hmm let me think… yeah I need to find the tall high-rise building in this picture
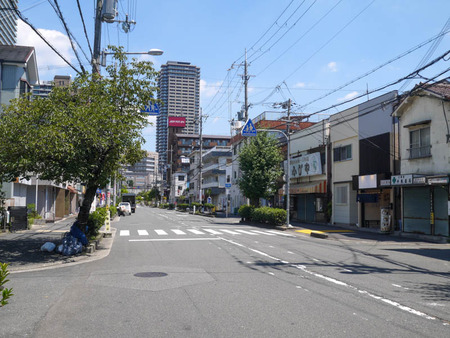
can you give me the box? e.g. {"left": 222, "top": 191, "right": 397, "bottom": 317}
{"left": 156, "top": 61, "right": 200, "bottom": 169}
{"left": 0, "top": 0, "right": 18, "bottom": 45}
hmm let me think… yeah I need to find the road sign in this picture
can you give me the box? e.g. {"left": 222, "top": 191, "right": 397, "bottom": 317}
{"left": 241, "top": 118, "right": 257, "bottom": 137}
{"left": 225, "top": 183, "right": 231, "bottom": 188}
{"left": 141, "top": 102, "right": 160, "bottom": 115}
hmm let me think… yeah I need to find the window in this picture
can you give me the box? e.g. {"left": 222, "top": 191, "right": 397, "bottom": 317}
{"left": 409, "top": 127, "right": 431, "bottom": 159}
{"left": 335, "top": 186, "right": 348, "bottom": 205}
{"left": 333, "top": 145, "right": 352, "bottom": 162}
{"left": 178, "top": 175, "right": 185, "bottom": 181}
{"left": 227, "top": 175, "right": 231, "bottom": 183}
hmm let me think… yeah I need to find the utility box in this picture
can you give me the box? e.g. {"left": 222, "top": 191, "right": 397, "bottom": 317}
{"left": 8, "top": 206, "right": 28, "bottom": 231}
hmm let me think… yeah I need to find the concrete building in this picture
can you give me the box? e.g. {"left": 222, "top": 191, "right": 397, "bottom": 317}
{"left": 392, "top": 80, "right": 449, "bottom": 238}
{"left": 122, "top": 151, "right": 159, "bottom": 194}
{"left": 156, "top": 61, "right": 200, "bottom": 172}
{"left": 0, "top": 0, "right": 18, "bottom": 45}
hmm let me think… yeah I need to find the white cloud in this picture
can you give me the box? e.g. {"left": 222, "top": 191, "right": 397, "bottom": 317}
{"left": 200, "top": 79, "right": 223, "bottom": 98}
{"left": 294, "top": 82, "right": 306, "bottom": 88}
{"left": 338, "top": 91, "right": 359, "bottom": 102}
{"left": 327, "top": 61, "right": 338, "bottom": 72}
{"left": 17, "top": 20, "right": 76, "bottom": 79}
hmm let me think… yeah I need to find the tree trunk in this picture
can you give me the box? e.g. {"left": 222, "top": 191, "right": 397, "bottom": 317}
{"left": 77, "top": 185, "right": 97, "bottom": 231}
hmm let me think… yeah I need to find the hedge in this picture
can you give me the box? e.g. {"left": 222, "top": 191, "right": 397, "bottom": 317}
{"left": 239, "top": 205, "right": 286, "bottom": 226}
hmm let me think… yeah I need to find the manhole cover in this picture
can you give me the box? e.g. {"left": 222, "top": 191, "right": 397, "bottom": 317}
{"left": 134, "top": 272, "right": 168, "bottom": 278}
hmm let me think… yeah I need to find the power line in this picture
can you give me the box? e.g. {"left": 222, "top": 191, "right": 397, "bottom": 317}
{"left": 76, "top": 0, "right": 93, "bottom": 56}
{"left": 298, "top": 28, "right": 450, "bottom": 111}
{"left": 49, "top": 0, "right": 87, "bottom": 72}
{"left": 8, "top": 0, "right": 81, "bottom": 74}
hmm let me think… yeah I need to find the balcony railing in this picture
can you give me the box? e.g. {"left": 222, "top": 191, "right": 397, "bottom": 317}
{"left": 407, "top": 145, "right": 431, "bottom": 159}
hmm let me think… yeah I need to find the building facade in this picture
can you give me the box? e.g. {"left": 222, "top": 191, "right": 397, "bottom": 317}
{"left": 392, "top": 81, "right": 449, "bottom": 237}
{"left": 0, "top": 0, "right": 18, "bottom": 45}
{"left": 156, "top": 61, "right": 200, "bottom": 171}
{"left": 122, "top": 151, "right": 159, "bottom": 194}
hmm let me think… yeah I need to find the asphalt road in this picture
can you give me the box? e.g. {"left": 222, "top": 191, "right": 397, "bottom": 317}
{"left": 1, "top": 207, "right": 449, "bottom": 337}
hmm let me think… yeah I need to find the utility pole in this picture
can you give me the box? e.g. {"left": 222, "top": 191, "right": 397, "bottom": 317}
{"left": 285, "top": 99, "right": 292, "bottom": 228}
{"left": 244, "top": 49, "right": 249, "bottom": 121}
{"left": 199, "top": 108, "right": 203, "bottom": 204}
{"left": 92, "top": 0, "right": 103, "bottom": 74}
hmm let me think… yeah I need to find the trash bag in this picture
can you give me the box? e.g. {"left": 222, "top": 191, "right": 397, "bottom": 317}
{"left": 56, "top": 244, "right": 64, "bottom": 254}
{"left": 70, "top": 222, "right": 88, "bottom": 245}
{"left": 61, "top": 232, "right": 83, "bottom": 256}
{"left": 41, "top": 242, "right": 56, "bottom": 252}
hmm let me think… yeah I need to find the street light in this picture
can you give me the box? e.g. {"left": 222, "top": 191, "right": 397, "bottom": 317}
{"left": 101, "top": 49, "right": 164, "bottom": 66}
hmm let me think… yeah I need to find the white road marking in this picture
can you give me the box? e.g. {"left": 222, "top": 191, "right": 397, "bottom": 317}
{"left": 187, "top": 229, "right": 205, "bottom": 235}
{"left": 203, "top": 229, "right": 222, "bottom": 235}
{"left": 265, "top": 230, "right": 295, "bottom": 237}
{"left": 220, "top": 229, "right": 240, "bottom": 235}
{"left": 155, "top": 229, "right": 168, "bottom": 235}
{"left": 172, "top": 229, "right": 186, "bottom": 235}
{"left": 235, "top": 230, "right": 258, "bottom": 235}
{"left": 120, "top": 230, "right": 130, "bottom": 236}
{"left": 251, "top": 230, "right": 276, "bottom": 236}
{"left": 220, "top": 237, "right": 440, "bottom": 324}
{"left": 129, "top": 238, "right": 221, "bottom": 242}
{"left": 138, "top": 230, "right": 149, "bottom": 236}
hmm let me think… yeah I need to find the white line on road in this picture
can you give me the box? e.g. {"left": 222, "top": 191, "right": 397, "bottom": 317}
{"left": 219, "top": 237, "right": 440, "bottom": 324}
{"left": 235, "top": 230, "right": 258, "bottom": 235}
{"left": 129, "top": 238, "right": 221, "bottom": 242}
{"left": 138, "top": 230, "right": 149, "bottom": 236}
{"left": 265, "top": 230, "right": 295, "bottom": 237}
{"left": 251, "top": 230, "right": 276, "bottom": 236}
{"left": 155, "top": 229, "right": 168, "bottom": 235}
{"left": 120, "top": 230, "right": 130, "bottom": 236}
{"left": 220, "top": 229, "right": 240, "bottom": 235}
{"left": 203, "top": 229, "right": 222, "bottom": 235}
{"left": 172, "top": 229, "right": 186, "bottom": 235}
{"left": 187, "top": 229, "right": 205, "bottom": 235}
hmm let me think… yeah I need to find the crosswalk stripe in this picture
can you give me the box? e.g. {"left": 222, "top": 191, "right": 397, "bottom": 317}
{"left": 265, "top": 230, "right": 295, "bottom": 237}
{"left": 235, "top": 229, "right": 258, "bottom": 235}
{"left": 203, "top": 229, "right": 222, "bottom": 235}
{"left": 155, "top": 229, "right": 168, "bottom": 235}
{"left": 120, "top": 230, "right": 130, "bottom": 236}
{"left": 187, "top": 229, "right": 205, "bottom": 235}
{"left": 172, "top": 229, "right": 186, "bottom": 235}
{"left": 220, "top": 229, "right": 240, "bottom": 235}
{"left": 138, "top": 230, "right": 149, "bottom": 236}
{"left": 251, "top": 230, "right": 276, "bottom": 236}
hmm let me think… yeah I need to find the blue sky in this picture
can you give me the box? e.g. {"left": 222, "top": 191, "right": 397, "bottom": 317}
{"left": 16, "top": 0, "right": 450, "bottom": 151}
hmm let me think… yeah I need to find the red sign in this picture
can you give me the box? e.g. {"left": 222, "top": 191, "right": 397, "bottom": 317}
{"left": 168, "top": 116, "right": 186, "bottom": 128}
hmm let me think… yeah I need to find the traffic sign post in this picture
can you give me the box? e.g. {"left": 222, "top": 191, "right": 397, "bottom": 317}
{"left": 141, "top": 102, "right": 160, "bottom": 115}
{"left": 241, "top": 118, "right": 257, "bottom": 137}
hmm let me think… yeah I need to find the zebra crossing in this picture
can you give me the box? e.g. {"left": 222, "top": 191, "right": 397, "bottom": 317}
{"left": 119, "top": 228, "right": 294, "bottom": 238}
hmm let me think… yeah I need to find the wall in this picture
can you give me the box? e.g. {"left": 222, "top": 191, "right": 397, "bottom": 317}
{"left": 399, "top": 95, "right": 450, "bottom": 175}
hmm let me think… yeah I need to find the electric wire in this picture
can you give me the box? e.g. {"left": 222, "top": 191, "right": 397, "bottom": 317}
{"left": 298, "top": 28, "right": 450, "bottom": 111}
{"left": 8, "top": 0, "right": 81, "bottom": 74}
{"left": 49, "top": 0, "right": 87, "bottom": 72}
{"left": 76, "top": 0, "right": 93, "bottom": 56}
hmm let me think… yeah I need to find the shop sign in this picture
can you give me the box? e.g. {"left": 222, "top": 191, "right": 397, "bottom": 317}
{"left": 380, "top": 179, "right": 391, "bottom": 187}
{"left": 290, "top": 152, "right": 322, "bottom": 178}
{"left": 168, "top": 116, "right": 186, "bottom": 127}
{"left": 427, "top": 177, "right": 449, "bottom": 185}
{"left": 413, "top": 177, "right": 426, "bottom": 185}
{"left": 359, "top": 174, "right": 377, "bottom": 189}
{"left": 391, "top": 175, "right": 413, "bottom": 185}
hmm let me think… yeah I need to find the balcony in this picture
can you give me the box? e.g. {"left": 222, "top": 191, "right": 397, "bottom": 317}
{"left": 407, "top": 145, "right": 431, "bottom": 159}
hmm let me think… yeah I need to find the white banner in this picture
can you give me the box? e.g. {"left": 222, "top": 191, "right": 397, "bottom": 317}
{"left": 290, "top": 152, "right": 322, "bottom": 178}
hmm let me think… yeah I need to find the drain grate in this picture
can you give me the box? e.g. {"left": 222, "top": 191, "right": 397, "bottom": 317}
{"left": 134, "top": 272, "right": 168, "bottom": 278}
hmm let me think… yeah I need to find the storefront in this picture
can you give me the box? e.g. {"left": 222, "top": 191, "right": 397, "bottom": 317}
{"left": 357, "top": 174, "right": 392, "bottom": 229}
{"left": 395, "top": 174, "right": 449, "bottom": 237}
{"left": 290, "top": 180, "right": 327, "bottom": 223}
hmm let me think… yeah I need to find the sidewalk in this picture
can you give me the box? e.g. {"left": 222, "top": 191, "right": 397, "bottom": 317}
{"left": 0, "top": 216, "right": 115, "bottom": 273}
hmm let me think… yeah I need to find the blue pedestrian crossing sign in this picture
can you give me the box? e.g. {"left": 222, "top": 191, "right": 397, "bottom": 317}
{"left": 241, "top": 118, "right": 257, "bottom": 137}
{"left": 141, "top": 102, "right": 160, "bottom": 116}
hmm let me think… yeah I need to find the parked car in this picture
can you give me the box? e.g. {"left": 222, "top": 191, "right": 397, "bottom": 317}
{"left": 117, "top": 202, "right": 132, "bottom": 216}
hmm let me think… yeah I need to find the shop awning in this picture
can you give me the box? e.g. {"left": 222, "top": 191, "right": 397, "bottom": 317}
{"left": 290, "top": 180, "right": 327, "bottom": 194}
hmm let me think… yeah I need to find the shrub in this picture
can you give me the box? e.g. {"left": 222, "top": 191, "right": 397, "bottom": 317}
{"left": 86, "top": 207, "right": 107, "bottom": 239}
{"left": 177, "top": 203, "right": 189, "bottom": 211}
{"left": 0, "top": 262, "right": 13, "bottom": 307}
{"left": 238, "top": 205, "right": 254, "bottom": 221}
{"left": 243, "top": 206, "right": 286, "bottom": 226}
{"left": 203, "top": 203, "right": 215, "bottom": 212}
{"left": 168, "top": 203, "right": 175, "bottom": 210}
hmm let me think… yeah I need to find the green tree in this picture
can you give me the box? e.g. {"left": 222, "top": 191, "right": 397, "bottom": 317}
{"left": 0, "top": 46, "right": 158, "bottom": 230}
{"left": 238, "top": 132, "right": 284, "bottom": 206}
